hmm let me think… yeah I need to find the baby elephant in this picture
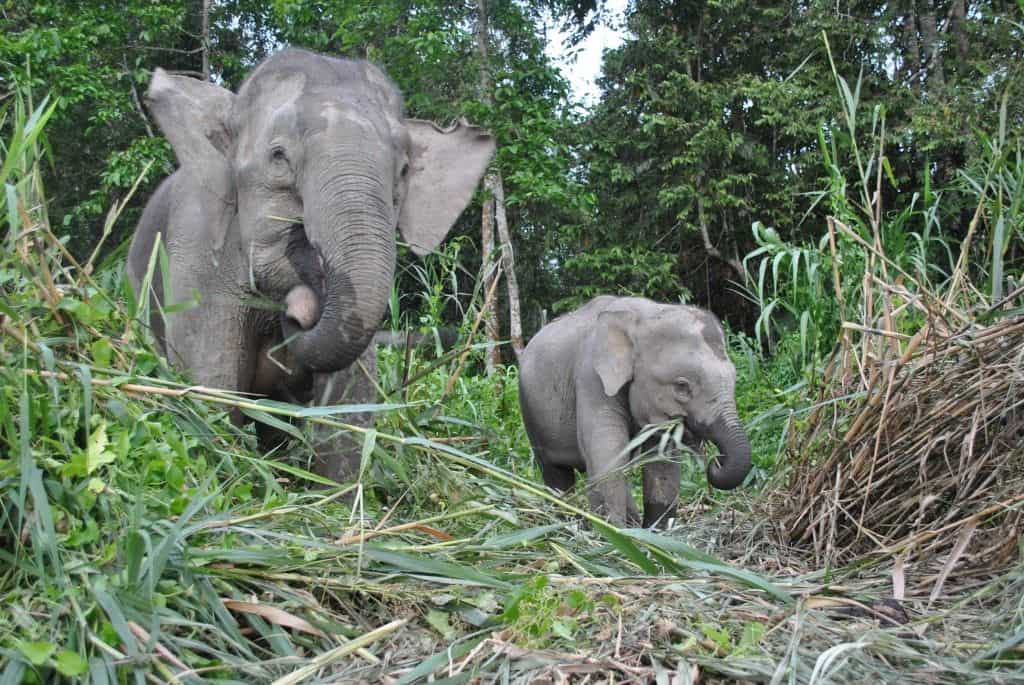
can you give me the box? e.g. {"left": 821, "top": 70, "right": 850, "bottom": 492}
{"left": 518, "top": 296, "right": 752, "bottom": 527}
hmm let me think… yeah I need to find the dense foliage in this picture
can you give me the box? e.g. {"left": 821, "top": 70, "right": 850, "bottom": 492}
{"left": 575, "top": 1, "right": 1024, "bottom": 329}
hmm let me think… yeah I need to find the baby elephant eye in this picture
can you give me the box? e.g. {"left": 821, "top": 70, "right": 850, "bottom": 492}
{"left": 270, "top": 147, "right": 288, "bottom": 163}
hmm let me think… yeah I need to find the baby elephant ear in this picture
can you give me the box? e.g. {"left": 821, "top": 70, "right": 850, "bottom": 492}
{"left": 593, "top": 309, "right": 637, "bottom": 397}
{"left": 400, "top": 118, "right": 496, "bottom": 256}
{"left": 146, "top": 68, "right": 235, "bottom": 201}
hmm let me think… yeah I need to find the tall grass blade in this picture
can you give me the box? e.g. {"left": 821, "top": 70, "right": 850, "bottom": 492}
{"left": 363, "top": 548, "right": 512, "bottom": 589}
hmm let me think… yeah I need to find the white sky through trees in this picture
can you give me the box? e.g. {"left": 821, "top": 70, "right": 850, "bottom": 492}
{"left": 544, "top": 0, "right": 627, "bottom": 104}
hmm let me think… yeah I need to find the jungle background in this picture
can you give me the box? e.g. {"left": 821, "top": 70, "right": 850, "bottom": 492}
{"left": 1, "top": 0, "right": 1023, "bottom": 682}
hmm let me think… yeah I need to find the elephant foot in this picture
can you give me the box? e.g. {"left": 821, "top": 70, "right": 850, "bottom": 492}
{"left": 641, "top": 505, "right": 675, "bottom": 529}
{"left": 587, "top": 477, "right": 641, "bottom": 528}
{"left": 642, "top": 458, "right": 681, "bottom": 529}
{"left": 311, "top": 435, "right": 364, "bottom": 484}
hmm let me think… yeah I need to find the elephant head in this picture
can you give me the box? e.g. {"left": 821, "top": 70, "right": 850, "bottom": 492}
{"left": 145, "top": 48, "right": 495, "bottom": 371}
{"left": 592, "top": 305, "right": 752, "bottom": 490}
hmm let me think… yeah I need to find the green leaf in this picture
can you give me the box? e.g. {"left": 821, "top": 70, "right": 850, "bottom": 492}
{"left": 86, "top": 420, "right": 117, "bottom": 474}
{"left": 294, "top": 401, "right": 411, "bottom": 417}
{"left": 241, "top": 408, "right": 305, "bottom": 443}
{"left": 17, "top": 640, "right": 56, "bottom": 666}
{"left": 551, "top": 619, "right": 575, "bottom": 641}
{"left": 480, "top": 523, "right": 565, "bottom": 549}
{"left": 90, "top": 337, "right": 113, "bottom": 367}
{"left": 700, "top": 623, "right": 732, "bottom": 652}
{"left": 425, "top": 609, "right": 456, "bottom": 640}
{"left": 247, "top": 456, "right": 341, "bottom": 487}
{"left": 358, "top": 428, "right": 377, "bottom": 480}
{"left": 393, "top": 635, "right": 490, "bottom": 685}
{"left": 621, "top": 529, "right": 794, "bottom": 605}
{"left": 55, "top": 650, "right": 89, "bottom": 677}
{"left": 738, "top": 621, "right": 766, "bottom": 654}
{"left": 591, "top": 522, "right": 660, "bottom": 574}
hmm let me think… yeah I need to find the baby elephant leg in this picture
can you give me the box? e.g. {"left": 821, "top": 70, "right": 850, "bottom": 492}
{"left": 587, "top": 473, "right": 641, "bottom": 527}
{"left": 584, "top": 452, "right": 641, "bottom": 528}
{"left": 539, "top": 459, "right": 576, "bottom": 491}
{"left": 578, "top": 410, "right": 641, "bottom": 527}
{"left": 642, "top": 458, "right": 681, "bottom": 528}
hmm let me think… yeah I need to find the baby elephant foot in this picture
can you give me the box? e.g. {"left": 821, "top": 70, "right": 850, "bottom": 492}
{"left": 587, "top": 477, "right": 641, "bottom": 528}
{"left": 311, "top": 438, "right": 363, "bottom": 484}
{"left": 642, "top": 459, "right": 681, "bottom": 528}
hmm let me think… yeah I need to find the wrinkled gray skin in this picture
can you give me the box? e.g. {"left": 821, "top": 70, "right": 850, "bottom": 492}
{"left": 518, "top": 296, "right": 753, "bottom": 527}
{"left": 127, "top": 48, "right": 494, "bottom": 481}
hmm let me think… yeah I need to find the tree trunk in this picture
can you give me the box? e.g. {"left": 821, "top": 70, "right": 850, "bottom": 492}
{"left": 201, "top": 0, "right": 211, "bottom": 81}
{"left": 481, "top": 175, "right": 500, "bottom": 374}
{"left": 476, "top": 0, "right": 501, "bottom": 374}
{"left": 696, "top": 191, "right": 745, "bottom": 280}
{"left": 949, "top": 0, "right": 968, "bottom": 65}
{"left": 919, "top": 1, "right": 945, "bottom": 90}
{"left": 492, "top": 173, "right": 523, "bottom": 357}
{"left": 902, "top": 0, "right": 921, "bottom": 91}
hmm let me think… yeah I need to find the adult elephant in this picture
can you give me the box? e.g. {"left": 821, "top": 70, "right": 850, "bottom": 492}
{"left": 127, "top": 48, "right": 494, "bottom": 481}
{"left": 518, "top": 296, "right": 752, "bottom": 527}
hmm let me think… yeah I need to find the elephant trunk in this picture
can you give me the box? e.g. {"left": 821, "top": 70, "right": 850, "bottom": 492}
{"left": 284, "top": 163, "right": 395, "bottom": 372}
{"left": 705, "top": 409, "right": 752, "bottom": 490}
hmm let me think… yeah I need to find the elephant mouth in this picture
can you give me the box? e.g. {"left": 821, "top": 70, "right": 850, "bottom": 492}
{"left": 285, "top": 284, "right": 320, "bottom": 330}
{"left": 282, "top": 220, "right": 327, "bottom": 329}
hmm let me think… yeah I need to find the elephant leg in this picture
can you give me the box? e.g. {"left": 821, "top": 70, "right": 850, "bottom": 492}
{"left": 308, "top": 344, "right": 378, "bottom": 483}
{"left": 578, "top": 408, "right": 640, "bottom": 527}
{"left": 164, "top": 295, "right": 251, "bottom": 429}
{"left": 249, "top": 330, "right": 312, "bottom": 453}
{"left": 255, "top": 420, "right": 290, "bottom": 454}
{"left": 642, "top": 458, "right": 681, "bottom": 529}
{"left": 539, "top": 460, "right": 576, "bottom": 492}
{"left": 586, "top": 473, "right": 641, "bottom": 528}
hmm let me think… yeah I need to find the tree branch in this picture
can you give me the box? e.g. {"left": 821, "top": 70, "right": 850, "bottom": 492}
{"left": 123, "top": 56, "right": 154, "bottom": 138}
{"left": 696, "top": 195, "right": 746, "bottom": 280}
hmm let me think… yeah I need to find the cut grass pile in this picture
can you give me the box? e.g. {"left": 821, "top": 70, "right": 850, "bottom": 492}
{"left": 780, "top": 213, "right": 1024, "bottom": 597}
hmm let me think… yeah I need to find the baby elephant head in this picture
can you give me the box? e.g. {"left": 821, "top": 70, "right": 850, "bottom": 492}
{"left": 593, "top": 305, "right": 753, "bottom": 490}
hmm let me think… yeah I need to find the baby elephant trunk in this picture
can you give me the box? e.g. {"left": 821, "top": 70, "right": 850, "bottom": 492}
{"left": 705, "top": 411, "right": 753, "bottom": 490}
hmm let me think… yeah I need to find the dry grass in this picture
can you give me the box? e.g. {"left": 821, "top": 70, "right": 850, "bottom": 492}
{"left": 776, "top": 214, "right": 1024, "bottom": 599}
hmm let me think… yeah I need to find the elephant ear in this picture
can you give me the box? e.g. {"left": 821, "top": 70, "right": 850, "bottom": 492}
{"left": 146, "top": 68, "right": 235, "bottom": 205}
{"left": 593, "top": 309, "right": 638, "bottom": 397}
{"left": 400, "top": 118, "right": 496, "bottom": 256}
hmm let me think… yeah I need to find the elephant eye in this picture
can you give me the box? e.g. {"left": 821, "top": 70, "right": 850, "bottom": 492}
{"left": 674, "top": 378, "right": 692, "bottom": 398}
{"left": 270, "top": 146, "right": 288, "bottom": 164}
{"left": 399, "top": 162, "right": 409, "bottom": 178}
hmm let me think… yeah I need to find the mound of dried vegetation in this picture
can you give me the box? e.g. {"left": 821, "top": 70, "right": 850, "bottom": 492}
{"left": 780, "top": 213, "right": 1024, "bottom": 600}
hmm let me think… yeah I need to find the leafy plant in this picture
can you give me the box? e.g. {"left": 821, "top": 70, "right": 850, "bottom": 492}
{"left": 500, "top": 575, "right": 611, "bottom": 647}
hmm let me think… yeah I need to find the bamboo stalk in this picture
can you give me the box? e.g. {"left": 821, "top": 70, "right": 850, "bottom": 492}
{"left": 269, "top": 618, "right": 409, "bottom": 685}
